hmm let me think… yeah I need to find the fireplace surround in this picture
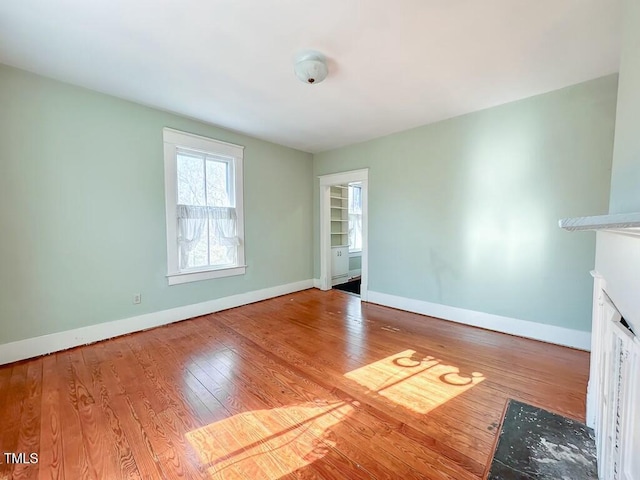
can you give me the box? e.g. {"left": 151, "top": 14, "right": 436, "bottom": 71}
{"left": 560, "top": 212, "right": 640, "bottom": 480}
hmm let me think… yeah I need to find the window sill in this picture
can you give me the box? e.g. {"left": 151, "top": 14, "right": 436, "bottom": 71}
{"left": 167, "top": 265, "right": 247, "bottom": 285}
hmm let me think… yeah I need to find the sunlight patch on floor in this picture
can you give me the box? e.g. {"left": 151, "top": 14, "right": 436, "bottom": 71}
{"left": 344, "top": 349, "right": 484, "bottom": 414}
{"left": 186, "top": 401, "right": 353, "bottom": 479}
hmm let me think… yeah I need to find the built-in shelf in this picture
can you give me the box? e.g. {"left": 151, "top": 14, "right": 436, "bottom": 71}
{"left": 330, "top": 184, "right": 350, "bottom": 283}
{"left": 330, "top": 184, "right": 349, "bottom": 248}
{"left": 559, "top": 212, "right": 640, "bottom": 237}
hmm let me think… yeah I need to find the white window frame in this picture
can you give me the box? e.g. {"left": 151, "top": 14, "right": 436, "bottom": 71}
{"left": 163, "top": 128, "right": 246, "bottom": 285}
{"left": 348, "top": 182, "right": 363, "bottom": 254}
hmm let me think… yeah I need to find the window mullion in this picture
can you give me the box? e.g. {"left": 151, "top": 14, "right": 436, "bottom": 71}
{"left": 203, "top": 157, "right": 211, "bottom": 266}
{"left": 228, "top": 160, "right": 233, "bottom": 207}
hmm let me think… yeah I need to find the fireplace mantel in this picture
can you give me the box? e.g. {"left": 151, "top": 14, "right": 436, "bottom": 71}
{"left": 559, "top": 212, "right": 640, "bottom": 236}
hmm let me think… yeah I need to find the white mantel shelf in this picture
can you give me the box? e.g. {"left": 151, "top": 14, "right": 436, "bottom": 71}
{"left": 559, "top": 212, "right": 640, "bottom": 236}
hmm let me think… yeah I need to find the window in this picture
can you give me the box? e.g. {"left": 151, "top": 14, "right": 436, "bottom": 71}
{"left": 163, "top": 128, "right": 245, "bottom": 285}
{"left": 348, "top": 183, "right": 362, "bottom": 252}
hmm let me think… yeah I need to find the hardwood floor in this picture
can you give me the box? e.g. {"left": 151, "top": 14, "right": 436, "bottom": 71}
{"left": 0, "top": 289, "right": 589, "bottom": 479}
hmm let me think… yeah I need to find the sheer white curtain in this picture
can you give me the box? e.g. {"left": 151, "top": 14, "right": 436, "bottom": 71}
{"left": 177, "top": 205, "right": 239, "bottom": 269}
{"left": 209, "top": 206, "right": 239, "bottom": 247}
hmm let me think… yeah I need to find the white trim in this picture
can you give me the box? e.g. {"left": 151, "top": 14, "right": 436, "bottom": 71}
{"left": 163, "top": 128, "right": 244, "bottom": 157}
{"left": 319, "top": 169, "right": 369, "bottom": 187}
{"left": 313, "top": 278, "right": 322, "bottom": 289}
{"left": 367, "top": 290, "right": 592, "bottom": 351}
{"left": 586, "top": 270, "right": 606, "bottom": 428}
{"left": 167, "top": 265, "right": 247, "bottom": 285}
{"left": 163, "top": 127, "right": 246, "bottom": 285}
{"left": 319, "top": 169, "right": 369, "bottom": 301}
{"left": 0, "top": 280, "right": 313, "bottom": 366}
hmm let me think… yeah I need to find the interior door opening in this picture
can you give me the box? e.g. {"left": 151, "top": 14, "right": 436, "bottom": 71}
{"left": 318, "top": 169, "right": 368, "bottom": 301}
{"left": 331, "top": 182, "right": 362, "bottom": 296}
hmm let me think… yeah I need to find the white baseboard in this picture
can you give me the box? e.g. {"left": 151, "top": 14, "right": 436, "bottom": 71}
{"left": 367, "top": 290, "right": 591, "bottom": 351}
{"left": 0, "top": 279, "right": 314, "bottom": 365}
{"left": 313, "top": 278, "right": 322, "bottom": 289}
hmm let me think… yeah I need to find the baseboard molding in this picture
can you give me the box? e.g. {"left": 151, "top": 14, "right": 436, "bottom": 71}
{"left": 313, "top": 278, "right": 322, "bottom": 289}
{"left": 0, "top": 279, "right": 314, "bottom": 365}
{"left": 367, "top": 291, "right": 591, "bottom": 351}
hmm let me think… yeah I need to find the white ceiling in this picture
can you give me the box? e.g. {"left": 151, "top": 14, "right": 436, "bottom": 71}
{"left": 0, "top": 0, "right": 621, "bottom": 153}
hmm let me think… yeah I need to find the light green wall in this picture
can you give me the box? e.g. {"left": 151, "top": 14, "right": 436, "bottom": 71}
{"left": 0, "top": 62, "right": 620, "bottom": 344}
{"left": 0, "top": 64, "right": 313, "bottom": 344}
{"left": 609, "top": 0, "right": 640, "bottom": 214}
{"left": 314, "top": 75, "right": 617, "bottom": 332}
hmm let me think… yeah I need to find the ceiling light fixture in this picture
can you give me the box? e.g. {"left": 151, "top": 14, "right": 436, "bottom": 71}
{"left": 293, "top": 50, "right": 328, "bottom": 85}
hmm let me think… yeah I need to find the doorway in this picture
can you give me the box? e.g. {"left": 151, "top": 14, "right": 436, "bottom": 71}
{"left": 318, "top": 169, "right": 368, "bottom": 301}
{"left": 333, "top": 181, "right": 362, "bottom": 295}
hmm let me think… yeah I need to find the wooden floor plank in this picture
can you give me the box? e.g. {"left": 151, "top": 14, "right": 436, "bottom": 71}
{"left": 0, "top": 289, "right": 589, "bottom": 479}
{"left": 1, "top": 363, "right": 30, "bottom": 479}
{"left": 80, "top": 346, "right": 143, "bottom": 480}
{"left": 66, "top": 348, "right": 124, "bottom": 480}
{"left": 11, "top": 360, "right": 43, "bottom": 480}
{"left": 38, "top": 355, "right": 64, "bottom": 480}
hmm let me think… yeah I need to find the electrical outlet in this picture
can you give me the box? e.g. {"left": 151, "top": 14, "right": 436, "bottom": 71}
{"left": 133, "top": 293, "right": 142, "bottom": 304}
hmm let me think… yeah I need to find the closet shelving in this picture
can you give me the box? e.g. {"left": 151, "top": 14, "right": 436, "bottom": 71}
{"left": 330, "top": 185, "right": 349, "bottom": 285}
{"left": 330, "top": 185, "right": 349, "bottom": 247}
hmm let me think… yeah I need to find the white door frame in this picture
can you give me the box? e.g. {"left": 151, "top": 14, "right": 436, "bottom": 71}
{"left": 318, "top": 169, "right": 369, "bottom": 301}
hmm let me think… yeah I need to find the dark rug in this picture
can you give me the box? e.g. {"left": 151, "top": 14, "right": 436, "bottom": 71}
{"left": 487, "top": 400, "right": 597, "bottom": 480}
{"left": 333, "top": 279, "right": 360, "bottom": 295}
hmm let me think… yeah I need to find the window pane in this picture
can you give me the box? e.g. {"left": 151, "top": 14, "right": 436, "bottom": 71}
{"left": 177, "top": 156, "right": 238, "bottom": 270}
{"left": 349, "top": 185, "right": 362, "bottom": 214}
{"left": 209, "top": 244, "right": 236, "bottom": 266}
{"left": 349, "top": 213, "right": 362, "bottom": 251}
{"left": 206, "top": 159, "right": 230, "bottom": 207}
{"left": 177, "top": 152, "right": 205, "bottom": 206}
{"left": 349, "top": 184, "right": 362, "bottom": 252}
